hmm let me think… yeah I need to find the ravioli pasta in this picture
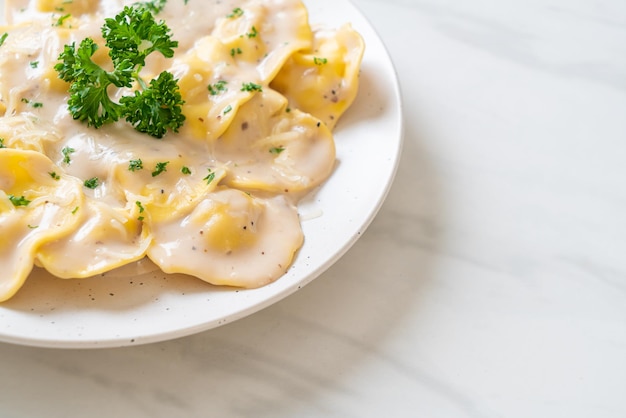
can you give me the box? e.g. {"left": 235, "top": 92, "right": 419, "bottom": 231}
{"left": 0, "top": 0, "right": 364, "bottom": 302}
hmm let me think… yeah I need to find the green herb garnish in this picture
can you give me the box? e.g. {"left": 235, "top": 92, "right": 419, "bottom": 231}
{"left": 21, "top": 98, "right": 43, "bottom": 108}
{"left": 227, "top": 8, "right": 243, "bottom": 18}
{"left": 62, "top": 146, "right": 75, "bottom": 164}
{"left": 54, "top": 4, "right": 185, "bottom": 138}
{"left": 84, "top": 177, "right": 99, "bottom": 189}
{"left": 208, "top": 80, "right": 228, "bottom": 96}
{"left": 203, "top": 168, "right": 215, "bottom": 185}
{"left": 8, "top": 195, "right": 31, "bottom": 207}
{"left": 135, "top": 200, "right": 145, "bottom": 221}
{"left": 128, "top": 159, "right": 144, "bottom": 171}
{"left": 151, "top": 161, "right": 169, "bottom": 177}
{"left": 246, "top": 26, "right": 258, "bottom": 38}
{"left": 241, "top": 82, "right": 262, "bottom": 92}
{"left": 137, "top": 0, "right": 167, "bottom": 14}
{"left": 54, "top": 13, "right": 71, "bottom": 27}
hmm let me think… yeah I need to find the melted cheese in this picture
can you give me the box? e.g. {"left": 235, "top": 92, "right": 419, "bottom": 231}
{"left": 0, "top": 0, "right": 364, "bottom": 301}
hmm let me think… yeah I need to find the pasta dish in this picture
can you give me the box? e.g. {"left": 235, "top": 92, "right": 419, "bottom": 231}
{"left": 0, "top": 0, "right": 364, "bottom": 302}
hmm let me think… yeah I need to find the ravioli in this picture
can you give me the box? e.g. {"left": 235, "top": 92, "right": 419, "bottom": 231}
{"left": 0, "top": 0, "right": 365, "bottom": 301}
{"left": 271, "top": 25, "right": 365, "bottom": 129}
{"left": 148, "top": 189, "right": 304, "bottom": 288}
{"left": 0, "top": 149, "right": 84, "bottom": 301}
{"left": 214, "top": 89, "right": 336, "bottom": 193}
{"left": 36, "top": 200, "right": 151, "bottom": 279}
{"left": 170, "top": 0, "right": 311, "bottom": 142}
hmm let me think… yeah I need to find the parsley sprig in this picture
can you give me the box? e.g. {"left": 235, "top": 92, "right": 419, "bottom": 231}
{"left": 54, "top": 4, "right": 185, "bottom": 138}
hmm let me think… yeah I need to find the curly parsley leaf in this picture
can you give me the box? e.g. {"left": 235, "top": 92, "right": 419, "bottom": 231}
{"left": 120, "top": 71, "right": 185, "bottom": 138}
{"left": 102, "top": 5, "right": 178, "bottom": 68}
{"left": 56, "top": 38, "right": 130, "bottom": 128}
{"left": 55, "top": 4, "right": 185, "bottom": 138}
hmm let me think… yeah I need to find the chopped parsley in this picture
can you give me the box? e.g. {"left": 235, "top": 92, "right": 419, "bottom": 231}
{"left": 230, "top": 47, "right": 242, "bottom": 57}
{"left": 8, "top": 195, "right": 31, "bottom": 207}
{"left": 203, "top": 168, "right": 215, "bottom": 185}
{"left": 0, "top": 138, "right": 5, "bottom": 148}
{"left": 71, "top": 206, "right": 80, "bottom": 214}
{"left": 246, "top": 26, "right": 258, "bottom": 38}
{"left": 269, "top": 146, "right": 285, "bottom": 154}
{"left": 227, "top": 7, "right": 244, "bottom": 18}
{"left": 313, "top": 57, "right": 328, "bottom": 65}
{"left": 208, "top": 80, "right": 228, "bottom": 95}
{"left": 62, "top": 146, "right": 75, "bottom": 164}
{"left": 135, "top": 200, "right": 145, "bottom": 221}
{"left": 0, "top": 33, "right": 8, "bottom": 47}
{"left": 30, "top": 61, "right": 39, "bottom": 68}
{"left": 84, "top": 177, "right": 99, "bottom": 189}
{"left": 151, "top": 161, "right": 169, "bottom": 177}
{"left": 54, "top": 13, "right": 71, "bottom": 27}
{"left": 181, "top": 166, "right": 191, "bottom": 175}
{"left": 49, "top": 171, "right": 61, "bottom": 180}
{"left": 241, "top": 82, "right": 262, "bottom": 92}
{"left": 223, "top": 105, "right": 233, "bottom": 114}
{"left": 128, "top": 159, "right": 144, "bottom": 171}
{"left": 21, "top": 98, "right": 43, "bottom": 108}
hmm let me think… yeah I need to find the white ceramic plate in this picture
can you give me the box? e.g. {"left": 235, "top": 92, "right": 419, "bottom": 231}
{"left": 0, "top": 0, "right": 403, "bottom": 348}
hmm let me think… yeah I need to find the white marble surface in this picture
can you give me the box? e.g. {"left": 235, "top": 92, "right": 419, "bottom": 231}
{"left": 1, "top": 0, "right": 625, "bottom": 416}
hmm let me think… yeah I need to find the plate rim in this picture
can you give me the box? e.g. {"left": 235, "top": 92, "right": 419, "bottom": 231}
{"left": 0, "top": 0, "right": 404, "bottom": 348}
